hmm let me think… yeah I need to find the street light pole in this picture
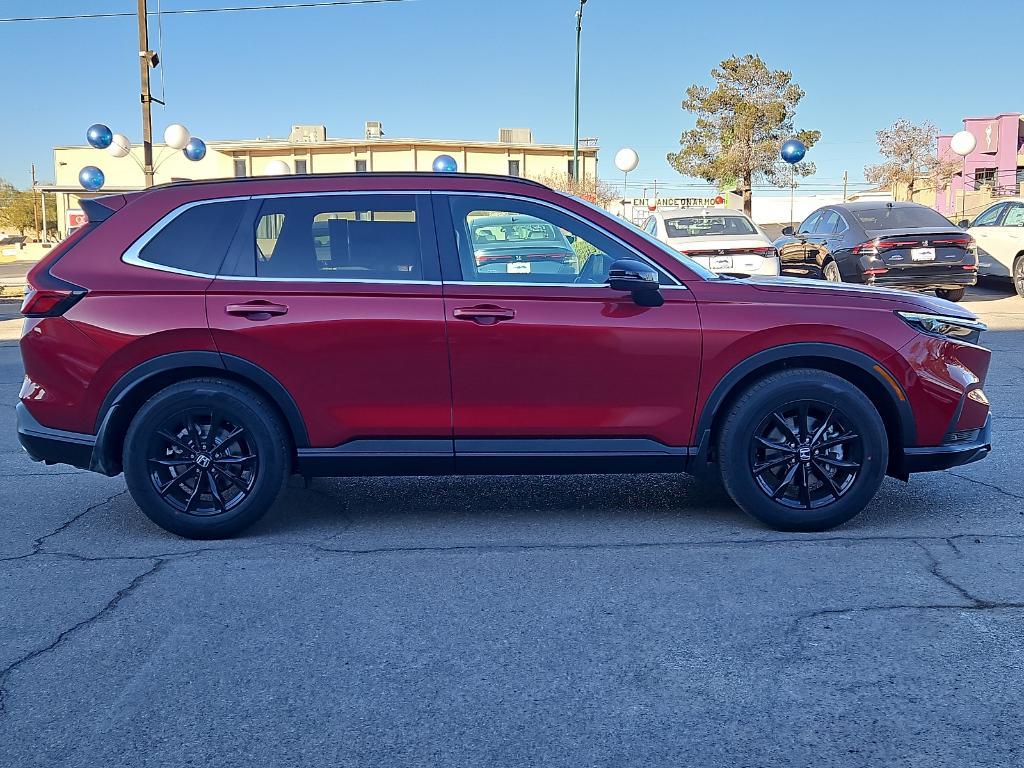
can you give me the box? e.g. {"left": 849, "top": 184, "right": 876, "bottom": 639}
{"left": 572, "top": 0, "right": 587, "bottom": 183}
{"left": 137, "top": 0, "right": 155, "bottom": 187}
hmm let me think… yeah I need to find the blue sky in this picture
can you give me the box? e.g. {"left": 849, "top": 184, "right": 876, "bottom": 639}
{"left": 0, "top": 0, "right": 1018, "bottom": 194}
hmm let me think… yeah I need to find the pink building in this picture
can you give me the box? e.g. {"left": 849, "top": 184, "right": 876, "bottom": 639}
{"left": 936, "top": 113, "right": 1024, "bottom": 216}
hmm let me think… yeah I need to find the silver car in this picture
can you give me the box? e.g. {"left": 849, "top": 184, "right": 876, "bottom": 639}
{"left": 641, "top": 208, "right": 780, "bottom": 277}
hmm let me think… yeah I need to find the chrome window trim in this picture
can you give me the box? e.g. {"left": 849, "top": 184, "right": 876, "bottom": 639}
{"left": 443, "top": 280, "right": 688, "bottom": 290}
{"left": 213, "top": 275, "right": 442, "bottom": 285}
{"left": 437, "top": 190, "right": 682, "bottom": 286}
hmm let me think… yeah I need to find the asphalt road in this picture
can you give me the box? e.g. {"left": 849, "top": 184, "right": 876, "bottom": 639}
{"left": 1, "top": 286, "right": 1023, "bottom": 767}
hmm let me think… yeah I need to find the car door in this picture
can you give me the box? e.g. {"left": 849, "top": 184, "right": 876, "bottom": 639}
{"left": 968, "top": 202, "right": 1010, "bottom": 277}
{"left": 434, "top": 193, "right": 702, "bottom": 472}
{"left": 985, "top": 202, "right": 1024, "bottom": 277}
{"left": 805, "top": 209, "right": 840, "bottom": 274}
{"left": 206, "top": 191, "right": 453, "bottom": 469}
{"left": 777, "top": 210, "right": 820, "bottom": 277}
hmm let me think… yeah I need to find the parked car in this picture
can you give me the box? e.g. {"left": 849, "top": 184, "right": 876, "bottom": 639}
{"left": 641, "top": 208, "right": 780, "bottom": 277}
{"left": 17, "top": 173, "right": 991, "bottom": 538}
{"left": 961, "top": 198, "right": 1024, "bottom": 297}
{"left": 773, "top": 201, "right": 978, "bottom": 302}
{"left": 467, "top": 213, "right": 578, "bottom": 275}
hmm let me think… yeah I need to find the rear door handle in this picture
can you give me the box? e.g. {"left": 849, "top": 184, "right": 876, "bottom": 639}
{"left": 452, "top": 305, "right": 516, "bottom": 325}
{"left": 225, "top": 301, "right": 289, "bottom": 320}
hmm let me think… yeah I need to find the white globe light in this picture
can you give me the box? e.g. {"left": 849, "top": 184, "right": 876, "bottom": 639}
{"left": 614, "top": 147, "right": 640, "bottom": 174}
{"left": 950, "top": 130, "right": 977, "bottom": 157}
{"left": 163, "top": 123, "right": 190, "bottom": 150}
{"left": 107, "top": 133, "right": 132, "bottom": 158}
{"left": 263, "top": 159, "right": 292, "bottom": 176}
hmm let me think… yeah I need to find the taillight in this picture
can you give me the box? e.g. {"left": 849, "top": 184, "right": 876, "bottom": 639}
{"left": 20, "top": 225, "right": 92, "bottom": 317}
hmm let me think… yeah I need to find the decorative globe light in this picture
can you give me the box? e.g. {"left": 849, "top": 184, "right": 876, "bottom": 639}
{"left": 432, "top": 154, "right": 458, "bottom": 173}
{"left": 163, "top": 123, "right": 191, "bottom": 150}
{"left": 780, "top": 139, "right": 807, "bottom": 165}
{"left": 614, "top": 147, "right": 639, "bottom": 174}
{"left": 183, "top": 137, "right": 207, "bottom": 162}
{"left": 950, "top": 130, "right": 977, "bottom": 157}
{"left": 86, "top": 124, "right": 113, "bottom": 150}
{"left": 263, "top": 159, "right": 292, "bottom": 175}
{"left": 79, "top": 166, "right": 105, "bottom": 192}
{"left": 107, "top": 133, "right": 132, "bottom": 158}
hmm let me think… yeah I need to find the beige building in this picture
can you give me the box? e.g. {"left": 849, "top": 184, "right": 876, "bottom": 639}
{"left": 44, "top": 123, "right": 599, "bottom": 237}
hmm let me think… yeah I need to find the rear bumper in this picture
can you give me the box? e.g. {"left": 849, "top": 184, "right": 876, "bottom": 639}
{"left": 901, "top": 414, "right": 992, "bottom": 473}
{"left": 16, "top": 402, "right": 96, "bottom": 471}
{"left": 867, "top": 270, "right": 977, "bottom": 291}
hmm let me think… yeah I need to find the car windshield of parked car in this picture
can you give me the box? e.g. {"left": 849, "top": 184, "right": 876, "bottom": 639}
{"left": 851, "top": 206, "right": 953, "bottom": 230}
{"left": 663, "top": 215, "right": 757, "bottom": 237}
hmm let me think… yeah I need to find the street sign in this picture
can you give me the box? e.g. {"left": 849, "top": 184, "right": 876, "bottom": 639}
{"left": 66, "top": 210, "right": 87, "bottom": 231}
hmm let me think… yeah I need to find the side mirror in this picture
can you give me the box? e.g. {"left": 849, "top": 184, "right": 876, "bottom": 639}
{"left": 958, "top": 219, "right": 970, "bottom": 229}
{"left": 608, "top": 258, "right": 664, "bottom": 307}
{"left": 781, "top": 225, "right": 795, "bottom": 236}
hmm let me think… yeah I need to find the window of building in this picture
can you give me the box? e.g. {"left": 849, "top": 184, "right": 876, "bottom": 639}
{"left": 253, "top": 194, "right": 424, "bottom": 280}
{"left": 448, "top": 196, "right": 669, "bottom": 286}
{"left": 233, "top": 158, "right": 247, "bottom": 178}
{"left": 974, "top": 167, "right": 998, "bottom": 188}
{"left": 294, "top": 159, "right": 308, "bottom": 175}
{"left": 567, "top": 159, "right": 575, "bottom": 179}
{"left": 508, "top": 160, "right": 521, "bottom": 177}
{"left": 355, "top": 159, "right": 368, "bottom": 173}
{"left": 138, "top": 201, "right": 246, "bottom": 273}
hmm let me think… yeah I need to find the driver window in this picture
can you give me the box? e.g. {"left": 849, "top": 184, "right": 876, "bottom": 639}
{"left": 972, "top": 204, "right": 1006, "bottom": 227}
{"left": 448, "top": 196, "right": 665, "bottom": 285}
{"left": 798, "top": 211, "right": 821, "bottom": 234}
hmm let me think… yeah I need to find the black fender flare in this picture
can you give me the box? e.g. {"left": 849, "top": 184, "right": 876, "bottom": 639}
{"left": 95, "top": 351, "right": 309, "bottom": 447}
{"left": 691, "top": 342, "right": 916, "bottom": 463}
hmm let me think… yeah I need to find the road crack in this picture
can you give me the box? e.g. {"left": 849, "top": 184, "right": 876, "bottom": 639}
{"left": 0, "top": 489, "right": 129, "bottom": 563}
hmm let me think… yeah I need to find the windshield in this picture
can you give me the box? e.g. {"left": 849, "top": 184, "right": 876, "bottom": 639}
{"left": 664, "top": 215, "right": 758, "bottom": 237}
{"left": 851, "top": 206, "right": 953, "bottom": 230}
{"left": 568, "top": 196, "right": 717, "bottom": 280}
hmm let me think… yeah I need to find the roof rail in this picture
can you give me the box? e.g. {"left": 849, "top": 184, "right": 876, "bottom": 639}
{"left": 145, "top": 171, "right": 550, "bottom": 192}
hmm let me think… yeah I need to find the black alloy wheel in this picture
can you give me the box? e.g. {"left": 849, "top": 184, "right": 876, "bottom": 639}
{"left": 147, "top": 408, "right": 258, "bottom": 516}
{"left": 749, "top": 401, "right": 862, "bottom": 510}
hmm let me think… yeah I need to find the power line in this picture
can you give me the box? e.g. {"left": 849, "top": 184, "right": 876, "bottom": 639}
{"left": 0, "top": 0, "right": 414, "bottom": 24}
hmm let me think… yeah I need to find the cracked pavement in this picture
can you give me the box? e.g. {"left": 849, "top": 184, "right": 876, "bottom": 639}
{"left": 1, "top": 285, "right": 1022, "bottom": 767}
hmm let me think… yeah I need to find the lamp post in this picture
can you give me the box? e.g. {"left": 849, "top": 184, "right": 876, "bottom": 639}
{"left": 572, "top": 0, "right": 588, "bottom": 183}
{"left": 950, "top": 130, "right": 977, "bottom": 225}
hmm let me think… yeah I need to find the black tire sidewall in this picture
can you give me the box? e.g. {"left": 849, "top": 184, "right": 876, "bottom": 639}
{"left": 718, "top": 371, "right": 888, "bottom": 532}
{"left": 123, "top": 380, "right": 289, "bottom": 538}
{"left": 936, "top": 287, "right": 965, "bottom": 302}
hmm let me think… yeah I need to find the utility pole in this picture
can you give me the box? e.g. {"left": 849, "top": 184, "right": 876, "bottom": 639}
{"left": 572, "top": 0, "right": 587, "bottom": 182}
{"left": 137, "top": 0, "right": 156, "bottom": 187}
{"left": 30, "top": 164, "right": 39, "bottom": 239}
{"left": 842, "top": 170, "right": 848, "bottom": 203}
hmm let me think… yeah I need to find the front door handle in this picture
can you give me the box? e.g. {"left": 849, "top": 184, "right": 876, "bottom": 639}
{"left": 452, "top": 305, "right": 516, "bottom": 325}
{"left": 225, "top": 301, "right": 289, "bottom": 320}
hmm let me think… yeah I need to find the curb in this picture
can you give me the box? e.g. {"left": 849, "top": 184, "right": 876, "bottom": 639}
{"left": 1, "top": 285, "right": 26, "bottom": 299}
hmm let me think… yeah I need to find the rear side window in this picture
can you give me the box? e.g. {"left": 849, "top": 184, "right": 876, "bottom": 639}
{"left": 138, "top": 200, "right": 246, "bottom": 273}
{"left": 253, "top": 194, "right": 426, "bottom": 280}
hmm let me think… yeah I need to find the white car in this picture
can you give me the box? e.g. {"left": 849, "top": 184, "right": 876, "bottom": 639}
{"left": 640, "top": 208, "right": 780, "bottom": 277}
{"left": 965, "top": 198, "right": 1024, "bottom": 296}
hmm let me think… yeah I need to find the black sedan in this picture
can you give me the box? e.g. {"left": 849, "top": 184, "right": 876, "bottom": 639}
{"left": 773, "top": 201, "right": 977, "bottom": 301}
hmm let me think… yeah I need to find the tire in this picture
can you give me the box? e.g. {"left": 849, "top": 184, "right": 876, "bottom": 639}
{"left": 822, "top": 260, "right": 842, "bottom": 283}
{"left": 1014, "top": 254, "right": 1024, "bottom": 299}
{"left": 123, "top": 378, "right": 290, "bottom": 539}
{"left": 936, "top": 287, "right": 965, "bottom": 302}
{"left": 717, "top": 368, "right": 888, "bottom": 532}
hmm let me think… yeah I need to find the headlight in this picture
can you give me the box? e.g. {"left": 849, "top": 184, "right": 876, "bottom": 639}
{"left": 896, "top": 311, "right": 987, "bottom": 344}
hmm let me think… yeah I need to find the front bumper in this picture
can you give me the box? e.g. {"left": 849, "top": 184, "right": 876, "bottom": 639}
{"left": 16, "top": 402, "right": 96, "bottom": 471}
{"left": 901, "top": 414, "right": 992, "bottom": 473}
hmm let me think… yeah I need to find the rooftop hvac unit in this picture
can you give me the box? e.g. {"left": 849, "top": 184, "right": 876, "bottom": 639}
{"left": 289, "top": 124, "right": 326, "bottom": 143}
{"left": 498, "top": 128, "right": 533, "bottom": 144}
{"left": 365, "top": 121, "right": 384, "bottom": 140}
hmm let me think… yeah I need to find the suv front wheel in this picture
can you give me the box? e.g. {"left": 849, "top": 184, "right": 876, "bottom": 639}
{"left": 717, "top": 369, "right": 888, "bottom": 532}
{"left": 123, "top": 378, "right": 290, "bottom": 539}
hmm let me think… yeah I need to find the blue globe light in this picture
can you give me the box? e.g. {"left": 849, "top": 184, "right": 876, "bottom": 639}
{"left": 780, "top": 139, "right": 807, "bottom": 165}
{"left": 86, "top": 124, "right": 113, "bottom": 150}
{"left": 78, "top": 165, "right": 105, "bottom": 192}
{"left": 183, "top": 137, "right": 207, "bottom": 162}
{"left": 432, "top": 154, "right": 458, "bottom": 173}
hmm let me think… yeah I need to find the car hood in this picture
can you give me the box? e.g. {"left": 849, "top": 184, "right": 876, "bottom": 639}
{"left": 740, "top": 275, "right": 978, "bottom": 319}
{"left": 666, "top": 234, "right": 772, "bottom": 252}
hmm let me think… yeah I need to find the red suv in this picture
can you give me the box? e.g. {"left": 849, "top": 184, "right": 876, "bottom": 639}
{"left": 17, "top": 173, "right": 992, "bottom": 538}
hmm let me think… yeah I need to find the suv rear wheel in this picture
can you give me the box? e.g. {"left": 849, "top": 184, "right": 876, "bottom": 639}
{"left": 123, "top": 378, "right": 290, "bottom": 539}
{"left": 717, "top": 369, "right": 888, "bottom": 532}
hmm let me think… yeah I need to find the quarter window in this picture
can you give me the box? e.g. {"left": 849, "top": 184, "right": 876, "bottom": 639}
{"left": 253, "top": 194, "right": 426, "bottom": 280}
{"left": 448, "top": 196, "right": 668, "bottom": 286}
{"left": 137, "top": 200, "right": 246, "bottom": 273}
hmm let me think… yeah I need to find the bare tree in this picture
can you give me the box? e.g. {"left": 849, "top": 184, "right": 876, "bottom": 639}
{"left": 865, "top": 119, "right": 951, "bottom": 202}
{"left": 536, "top": 171, "right": 618, "bottom": 207}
